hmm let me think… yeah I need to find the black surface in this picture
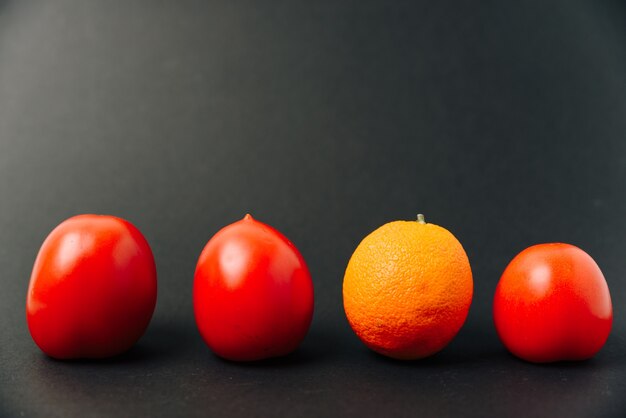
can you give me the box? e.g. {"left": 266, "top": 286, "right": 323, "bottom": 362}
{"left": 1, "top": 1, "right": 626, "bottom": 417}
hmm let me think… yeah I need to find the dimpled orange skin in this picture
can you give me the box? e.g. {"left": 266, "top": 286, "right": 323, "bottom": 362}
{"left": 343, "top": 217, "right": 473, "bottom": 360}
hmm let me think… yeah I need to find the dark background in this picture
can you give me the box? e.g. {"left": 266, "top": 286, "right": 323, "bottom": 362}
{"left": 1, "top": 1, "right": 625, "bottom": 416}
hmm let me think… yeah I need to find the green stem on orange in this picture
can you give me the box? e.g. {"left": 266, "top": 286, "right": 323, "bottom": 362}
{"left": 417, "top": 214, "right": 426, "bottom": 224}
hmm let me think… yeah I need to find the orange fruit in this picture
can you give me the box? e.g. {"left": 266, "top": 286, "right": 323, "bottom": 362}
{"left": 343, "top": 214, "right": 473, "bottom": 360}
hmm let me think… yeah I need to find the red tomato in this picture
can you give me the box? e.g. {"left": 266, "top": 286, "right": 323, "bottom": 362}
{"left": 193, "top": 214, "right": 314, "bottom": 361}
{"left": 26, "top": 215, "right": 157, "bottom": 359}
{"left": 493, "top": 243, "right": 612, "bottom": 363}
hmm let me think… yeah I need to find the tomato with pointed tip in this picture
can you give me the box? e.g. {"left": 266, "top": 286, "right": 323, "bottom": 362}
{"left": 26, "top": 214, "right": 157, "bottom": 359}
{"left": 493, "top": 243, "right": 612, "bottom": 363}
{"left": 193, "top": 214, "right": 314, "bottom": 361}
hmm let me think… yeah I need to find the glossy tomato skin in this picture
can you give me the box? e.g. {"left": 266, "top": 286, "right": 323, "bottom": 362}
{"left": 193, "top": 214, "right": 314, "bottom": 361}
{"left": 26, "top": 215, "right": 157, "bottom": 359}
{"left": 493, "top": 243, "right": 612, "bottom": 363}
